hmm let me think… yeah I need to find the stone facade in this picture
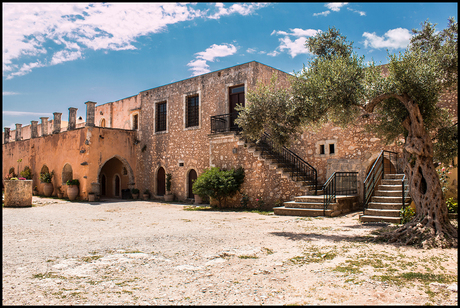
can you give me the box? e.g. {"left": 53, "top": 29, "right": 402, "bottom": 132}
{"left": 2, "top": 61, "right": 458, "bottom": 207}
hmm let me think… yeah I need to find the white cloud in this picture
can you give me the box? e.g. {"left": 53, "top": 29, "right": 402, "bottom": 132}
{"left": 313, "top": 11, "right": 331, "bottom": 17}
{"left": 363, "top": 28, "right": 412, "bottom": 49}
{"left": 187, "top": 43, "right": 238, "bottom": 76}
{"left": 3, "top": 91, "right": 19, "bottom": 96}
{"left": 207, "top": 3, "right": 269, "bottom": 19}
{"left": 269, "top": 28, "right": 320, "bottom": 58}
{"left": 3, "top": 3, "right": 266, "bottom": 79}
{"left": 314, "top": 2, "right": 351, "bottom": 17}
{"left": 347, "top": 7, "right": 366, "bottom": 16}
{"left": 325, "top": 3, "right": 348, "bottom": 12}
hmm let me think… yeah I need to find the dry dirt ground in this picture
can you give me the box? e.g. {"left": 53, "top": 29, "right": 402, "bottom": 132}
{"left": 2, "top": 197, "right": 458, "bottom": 305}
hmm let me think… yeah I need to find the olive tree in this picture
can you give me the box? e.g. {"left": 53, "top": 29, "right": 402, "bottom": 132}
{"left": 236, "top": 19, "right": 458, "bottom": 248}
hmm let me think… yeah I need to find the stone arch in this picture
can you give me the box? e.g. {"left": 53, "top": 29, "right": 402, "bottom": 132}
{"left": 97, "top": 155, "right": 134, "bottom": 198}
{"left": 100, "top": 118, "right": 106, "bottom": 127}
{"left": 186, "top": 168, "right": 198, "bottom": 199}
{"left": 62, "top": 163, "right": 73, "bottom": 185}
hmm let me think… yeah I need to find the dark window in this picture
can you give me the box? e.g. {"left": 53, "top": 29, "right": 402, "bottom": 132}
{"left": 132, "top": 114, "right": 138, "bottom": 130}
{"left": 320, "top": 144, "right": 325, "bottom": 155}
{"left": 329, "top": 144, "right": 335, "bottom": 154}
{"left": 156, "top": 102, "right": 167, "bottom": 132}
{"left": 186, "top": 95, "right": 199, "bottom": 128}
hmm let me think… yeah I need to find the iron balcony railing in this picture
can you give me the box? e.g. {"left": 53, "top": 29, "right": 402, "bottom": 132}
{"left": 257, "top": 132, "right": 318, "bottom": 194}
{"left": 323, "top": 172, "right": 358, "bottom": 215}
{"left": 210, "top": 112, "right": 242, "bottom": 134}
{"left": 363, "top": 150, "right": 400, "bottom": 211}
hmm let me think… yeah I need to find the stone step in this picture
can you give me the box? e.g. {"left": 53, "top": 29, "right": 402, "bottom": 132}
{"left": 378, "top": 184, "right": 407, "bottom": 191}
{"left": 293, "top": 195, "right": 325, "bottom": 203}
{"left": 384, "top": 174, "right": 405, "bottom": 179}
{"left": 364, "top": 208, "right": 401, "bottom": 217}
{"left": 381, "top": 178, "right": 407, "bottom": 185}
{"left": 359, "top": 214, "right": 401, "bottom": 224}
{"left": 370, "top": 195, "right": 406, "bottom": 203}
{"left": 367, "top": 201, "right": 409, "bottom": 210}
{"left": 284, "top": 201, "right": 326, "bottom": 209}
{"left": 374, "top": 190, "right": 408, "bottom": 197}
{"left": 274, "top": 207, "right": 333, "bottom": 217}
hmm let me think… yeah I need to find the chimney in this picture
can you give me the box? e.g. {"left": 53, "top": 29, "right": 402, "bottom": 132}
{"left": 4, "top": 127, "right": 10, "bottom": 144}
{"left": 40, "top": 117, "right": 49, "bottom": 136}
{"left": 85, "top": 101, "right": 97, "bottom": 127}
{"left": 31, "top": 121, "right": 39, "bottom": 138}
{"left": 15, "top": 124, "right": 22, "bottom": 141}
{"left": 68, "top": 107, "right": 78, "bottom": 130}
{"left": 53, "top": 112, "right": 62, "bottom": 134}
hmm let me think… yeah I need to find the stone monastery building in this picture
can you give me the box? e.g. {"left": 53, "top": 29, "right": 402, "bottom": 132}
{"left": 2, "top": 61, "right": 458, "bottom": 212}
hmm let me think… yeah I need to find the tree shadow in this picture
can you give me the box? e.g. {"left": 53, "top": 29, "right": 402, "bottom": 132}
{"left": 269, "top": 222, "right": 403, "bottom": 247}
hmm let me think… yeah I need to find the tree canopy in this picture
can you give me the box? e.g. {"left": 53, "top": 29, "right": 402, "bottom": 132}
{"left": 236, "top": 18, "right": 458, "bottom": 248}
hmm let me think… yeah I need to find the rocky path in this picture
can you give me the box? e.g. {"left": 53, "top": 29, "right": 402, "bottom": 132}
{"left": 2, "top": 197, "right": 458, "bottom": 305}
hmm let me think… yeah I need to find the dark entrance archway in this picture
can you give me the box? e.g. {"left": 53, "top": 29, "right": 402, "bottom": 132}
{"left": 98, "top": 156, "right": 133, "bottom": 198}
{"left": 188, "top": 169, "right": 197, "bottom": 199}
{"left": 157, "top": 167, "right": 166, "bottom": 196}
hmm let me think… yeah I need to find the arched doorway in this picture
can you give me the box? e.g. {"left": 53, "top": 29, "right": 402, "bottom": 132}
{"left": 114, "top": 175, "right": 120, "bottom": 197}
{"left": 101, "top": 174, "right": 107, "bottom": 196}
{"left": 157, "top": 167, "right": 166, "bottom": 196}
{"left": 98, "top": 156, "right": 133, "bottom": 198}
{"left": 188, "top": 169, "right": 197, "bottom": 199}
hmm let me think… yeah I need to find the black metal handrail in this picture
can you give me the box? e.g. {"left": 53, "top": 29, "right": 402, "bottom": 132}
{"left": 363, "top": 150, "right": 399, "bottom": 211}
{"left": 210, "top": 112, "right": 241, "bottom": 134}
{"left": 257, "top": 132, "right": 318, "bottom": 194}
{"left": 323, "top": 172, "right": 358, "bottom": 215}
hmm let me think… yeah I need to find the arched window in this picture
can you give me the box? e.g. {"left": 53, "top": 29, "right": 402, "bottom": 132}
{"left": 62, "top": 164, "right": 73, "bottom": 185}
{"left": 100, "top": 118, "right": 106, "bottom": 127}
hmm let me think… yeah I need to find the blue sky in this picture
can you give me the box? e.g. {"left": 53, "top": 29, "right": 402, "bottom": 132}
{"left": 2, "top": 2, "right": 458, "bottom": 130}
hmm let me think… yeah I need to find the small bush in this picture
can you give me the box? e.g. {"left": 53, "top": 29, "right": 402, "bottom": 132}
{"left": 131, "top": 188, "right": 140, "bottom": 194}
{"left": 192, "top": 167, "right": 245, "bottom": 208}
{"left": 446, "top": 198, "right": 458, "bottom": 213}
{"left": 66, "top": 179, "right": 79, "bottom": 186}
{"left": 20, "top": 166, "right": 33, "bottom": 180}
{"left": 400, "top": 205, "right": 415, "bottom": 224}
{"left": 40, "top": 171, "right": 54, "bottom": 183}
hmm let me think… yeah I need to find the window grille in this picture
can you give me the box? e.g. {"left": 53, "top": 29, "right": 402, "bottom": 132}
{"left": 156, "top": 102, "right": 167, "bottom": 132}
{"left": 186, "top": 95, "right": 199, "bottom": 128}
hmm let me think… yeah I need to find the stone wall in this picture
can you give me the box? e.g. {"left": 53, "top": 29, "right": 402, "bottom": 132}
{"left": 4, "top": 180, "right": 33, "bottom": 207}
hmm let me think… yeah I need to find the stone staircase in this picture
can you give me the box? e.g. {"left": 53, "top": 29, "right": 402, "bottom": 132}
{"left": 237, "top": 134, "right": 318, "bottom": 193}
{"left": 359, "top": 173, "right": 410, "bottom": 223}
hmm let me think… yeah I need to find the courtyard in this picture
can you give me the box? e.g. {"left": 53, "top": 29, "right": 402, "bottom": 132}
{"left": 2, "top": 197, "right": 458, "bottom": 305}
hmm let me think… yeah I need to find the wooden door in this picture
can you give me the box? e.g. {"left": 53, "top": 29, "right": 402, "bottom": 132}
{"left": 157, "top": 167, "right": 166, "bottom": 196}
{"left": 188, "top": 169, "right": 197, "bottom": 199}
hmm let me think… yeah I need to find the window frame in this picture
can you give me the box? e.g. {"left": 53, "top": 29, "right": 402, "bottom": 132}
{"left": 155, "top": 101, "right": 168, "bottom": 133}
{"left": 184, "top": 92, "right": 201, "bottom": 130}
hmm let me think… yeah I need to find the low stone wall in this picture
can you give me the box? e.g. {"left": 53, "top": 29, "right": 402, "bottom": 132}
{"left": 330, "top": 195, "right": 360, "bottom": 217}
{"left": 4, "top": 180, "right": 33, "bottom": 207}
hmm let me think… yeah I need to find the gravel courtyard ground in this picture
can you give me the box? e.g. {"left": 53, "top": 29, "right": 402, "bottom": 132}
{"left": 2, "top": 197, "right": 458, "bottom": 305}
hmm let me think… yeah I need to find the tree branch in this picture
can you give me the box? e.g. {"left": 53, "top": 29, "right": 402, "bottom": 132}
{"left": 364, "top": 93, "right": 406, "bottom": 113}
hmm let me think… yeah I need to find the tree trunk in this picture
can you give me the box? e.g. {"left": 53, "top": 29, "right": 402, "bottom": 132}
{"left": 381, "top": 95, "right": 457, "bottom": 248}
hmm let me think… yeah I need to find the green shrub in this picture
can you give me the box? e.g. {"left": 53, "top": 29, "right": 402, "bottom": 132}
{"left": 40, "top": 171, "right": 54, "bottom": 183}
{"left": 192, "top": 167, "right": 245, "bottom": 208}
{"left": 20, "top": 166, "right": 33, "bottom": 180}
{"left": 131, "top": 188, "right": 140, "bottom": 194}
{"left": 66, "top": 179, "right": 80, "bottom": 186}
{"left": 400, "top": 206, "right": 415, "bottom": 224}
{"left": 446, "top": 198, "right": 458, "bottom": 213}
